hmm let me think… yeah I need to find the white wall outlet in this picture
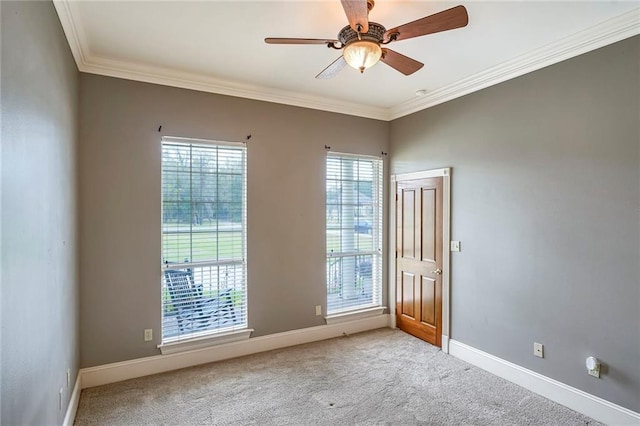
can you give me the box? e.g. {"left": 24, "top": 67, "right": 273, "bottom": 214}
{"left": 66, "top": 369, "right": 71, "bottom": 388}
{"left": 144, "top": 329, "right": 153, "bottom": 341}
{"left": 534, "top": 342, "right": 544, "bottom": 358}
{"left": 586, "top": 356, "right": 601, "bottom": 378}
{"left": 450, "top": 241, "right": 461, "bottom": 252}
{"left": 315, "top": 305, "right": 322, "bottom": 316}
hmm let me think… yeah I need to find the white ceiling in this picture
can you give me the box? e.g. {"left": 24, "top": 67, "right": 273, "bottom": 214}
{"left": 54, "top": 1, "right": 639, "bottom": 120}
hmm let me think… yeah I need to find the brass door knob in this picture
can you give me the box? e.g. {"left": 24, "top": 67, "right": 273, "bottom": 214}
{"left": 432, "top": 268, "right": 442, "bottom": 275}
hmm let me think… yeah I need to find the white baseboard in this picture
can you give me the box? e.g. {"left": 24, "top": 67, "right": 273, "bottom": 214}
{"left": 62, "top": 373, "right": 81, "bottom": 426}
{"left": 441, "top": 335, "right": 449, "bottom": 354}
{"left": 388, "top": 313, "right": 396, "bottom": 329}
{"left": 80, "top": 315, "right": 390, "bottom": 389}
{"left": 449, "top": 340, "right": 640, "bottom": 426}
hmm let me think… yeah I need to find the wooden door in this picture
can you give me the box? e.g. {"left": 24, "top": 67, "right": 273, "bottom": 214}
{"left": 396, "top": 177, "right": 443, "bottom": 346}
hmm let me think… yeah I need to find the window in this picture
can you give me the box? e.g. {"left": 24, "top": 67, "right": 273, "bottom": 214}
{"left": 161, "top": 138, "right": 247, "bottom": 342}
{"left": 326, "top": 154, "right": 383, "bottom": 314}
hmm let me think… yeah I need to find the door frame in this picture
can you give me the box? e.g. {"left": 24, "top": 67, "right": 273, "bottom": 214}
{"left": 389, "top": 168, "right": 452, "bottom": 352}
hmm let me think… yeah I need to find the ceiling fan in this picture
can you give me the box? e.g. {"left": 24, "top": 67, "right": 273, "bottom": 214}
{"left": 265, "top": 1, "right": 468, "bottom": 79}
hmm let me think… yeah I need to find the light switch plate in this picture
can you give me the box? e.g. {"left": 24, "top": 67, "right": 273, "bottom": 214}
{"left": 315, "top": 305, "right": 322, "bottom": 316}
{"left": 450, "top": 241, "right": 461, "bottom": 252}
{"left": 144, "top": 329, "right": 153, "bottom": 341}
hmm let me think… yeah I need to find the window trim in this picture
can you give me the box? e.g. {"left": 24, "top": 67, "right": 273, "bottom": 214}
{"left": 158, "top": 328, "right": 254, "bottom": 355}
{"left": 161, "top": 136, "right": 245, "bottom": 148}
{"left": 324, "top": 306, "right": 386, "bottom": 325}
{"left": 160, "top": 137, "right": 249, "bottom": 345}
{"left": 325, "top": 152, "right": 384, "bottom": 316}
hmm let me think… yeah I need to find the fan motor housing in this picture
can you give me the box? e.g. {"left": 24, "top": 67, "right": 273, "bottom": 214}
{"left": 338, "top": 22, "right": 386, "bottom": 46}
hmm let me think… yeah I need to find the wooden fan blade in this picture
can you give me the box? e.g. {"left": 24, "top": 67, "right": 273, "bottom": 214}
{"left": 265, "top": 38, "right": 338, "bottom": 45}
{"left": 341, "top": 0, "right": 369, "bottom": 34}
{"left": 316, "top": 56, "right": 347, "bottom": 79}
{"left": 384, "top": 5, "right": 468, "bottom": 42}
{"left": 381, "top": 49, "right": 424, "bottom": 76}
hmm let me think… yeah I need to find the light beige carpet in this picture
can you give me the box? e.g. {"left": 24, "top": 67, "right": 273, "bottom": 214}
{"left": 75, "top": 329, "right": 600, "bottom": 425}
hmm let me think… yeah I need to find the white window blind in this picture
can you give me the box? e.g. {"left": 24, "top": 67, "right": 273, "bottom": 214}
{"left": 326, "top": 154, "right": 383, "bottom": 314}
{"left": 161, "top": 138, "right": 247, "bottom": 342}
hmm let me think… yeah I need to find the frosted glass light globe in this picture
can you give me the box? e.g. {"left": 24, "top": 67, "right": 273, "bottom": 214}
{"left": 343, "top": 41, "right": 382, "bottom": 73}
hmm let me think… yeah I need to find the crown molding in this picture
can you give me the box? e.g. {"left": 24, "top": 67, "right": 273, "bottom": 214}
{"left": 51, "top": 0, "right": 390, "bottom": 121}
{"left": 389, "top": 8, "right": 640, "bottom": 120}
{"left": 78, "top": 55, "right": 391, "bottom": 121}
{"left": 53, "top": 0, "right": 89, "bottom": 65}
{"left": 53, "top": 1, "right": 638, "bottom": 122}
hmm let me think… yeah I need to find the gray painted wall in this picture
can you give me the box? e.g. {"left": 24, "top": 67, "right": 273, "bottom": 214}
{"left": 1, "top": 1, "right": 79, "bottom": 424}
{"left": 78, "top": 74, "right": 389, "bottom": 367}
{"left": 5, "top": 0, "right": 633, "bottom": 417}
{"left": 390, "top": 36, "right": 639, "bottom": 411}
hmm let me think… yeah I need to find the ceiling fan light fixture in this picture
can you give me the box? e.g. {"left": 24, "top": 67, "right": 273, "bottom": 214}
{"left": 265, "top": 5, "right": 469, "bottom": 79}
{"left": 343, "top": 40, "right": 382, "bottom": 73}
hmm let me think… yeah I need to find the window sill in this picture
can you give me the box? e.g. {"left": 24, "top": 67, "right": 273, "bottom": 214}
{"left": 325, "top": 306, "right": 387, "bottom": 325}
{"left": 158, "top": 328, "right": 254, "bottom": 355}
